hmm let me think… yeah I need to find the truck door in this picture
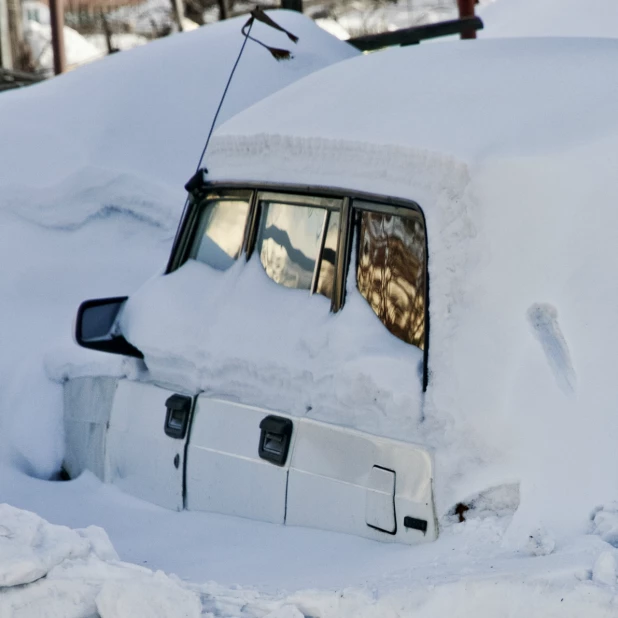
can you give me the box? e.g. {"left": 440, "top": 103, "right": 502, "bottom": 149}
{"left": 185, "top": 397, "right": 293, "bottom": 523}
{"left": 285, "top": 419, "right": 437, "bottom": 544}
{"left": 105, "top": 380, "right": 193, "bottom": 511}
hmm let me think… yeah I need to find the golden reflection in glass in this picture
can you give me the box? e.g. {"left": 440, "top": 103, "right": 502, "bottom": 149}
{"left": 257, "top": 202, "right": 327, "bottom": 293}
{"left": 191, "top": 199, "right": 250, "bottom": 271}
{"left": 357, "top": 211, "right": 425, "bottom": 349}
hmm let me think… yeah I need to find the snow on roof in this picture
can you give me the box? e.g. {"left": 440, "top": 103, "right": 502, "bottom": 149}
{"left": 480, "top": 0, "right": 618, "bottom": 39}
{"left": 209, "top": 37, "right": 618, "bottom": 191}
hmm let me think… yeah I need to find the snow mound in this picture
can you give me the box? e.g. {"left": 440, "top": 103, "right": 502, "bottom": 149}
{"left": 121, "top": 257, "right": 424, "bottom": 440}
{"left": 591, "top": 504, "right": 618, "bottom": 547}
{"left": 4, "top": 167, "right": 179, "bottom": 232}
{"left": 0, "top": 504, "right": 102, "bottom": 587}
{"left": 25, "top": 21, "right": 103, "bottom": 74}
{"left": 0, "top": 504, "right": 200, "bottom": 617}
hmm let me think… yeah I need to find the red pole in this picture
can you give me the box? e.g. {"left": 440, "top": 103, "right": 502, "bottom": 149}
{"left": 457, "top": 0, "right": 476, "bottom": 39}
{"left": 49, "top": 0, "right": 66, "bottom": 74}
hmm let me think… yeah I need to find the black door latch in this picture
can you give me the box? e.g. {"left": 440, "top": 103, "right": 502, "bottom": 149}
{"left": 164, "top": 394, "right": 192, "bottom": 439}
{"left": 258, "top": 415, "right": 293, "bottom": 466}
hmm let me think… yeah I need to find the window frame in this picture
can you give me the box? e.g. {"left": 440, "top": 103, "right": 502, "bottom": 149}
{"left": 166, "top": 182, "right": 429, "bottom": 389}
{"left": 249, "top": 192, "right": 343, "bottom": 300}
{"left": 352, "top": 200, "right": 429, "bottom": 379}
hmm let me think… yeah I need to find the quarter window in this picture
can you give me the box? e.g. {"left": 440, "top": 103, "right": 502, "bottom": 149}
{"left": 255, "top": 200, "right": 339, "bottom": 300}
{"left": 356, "top": 208, "right": 426, "bottom": 349}
{"left": 189, "top": 198, "right": 250, "bottom": 271}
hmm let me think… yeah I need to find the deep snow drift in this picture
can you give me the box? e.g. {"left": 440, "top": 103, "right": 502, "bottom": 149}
{"left": 0, "top": 11, "right": 357, "bottom": 479}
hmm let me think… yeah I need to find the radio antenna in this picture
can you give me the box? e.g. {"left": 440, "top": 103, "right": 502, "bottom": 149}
{"left": 195, "top": 7, "right": 299, "bottom": 172}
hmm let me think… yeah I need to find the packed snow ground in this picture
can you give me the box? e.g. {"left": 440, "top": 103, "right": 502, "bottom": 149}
{"left": 3, "top": 474, "right": 618, "bottom": 617}
{"left": 4, "top": 3, "right": 618, "bottom": 617}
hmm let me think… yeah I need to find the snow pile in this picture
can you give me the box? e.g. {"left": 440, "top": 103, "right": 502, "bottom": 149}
{"left": 120, "top": 257, "right": 424, "bottom": 438}
{"left": 0, "top": 11, "right": 357, "bottom": 478}
{"left": 0, "top": 503, "right": 201, "bottom": 618}
{"left": 3, "top": 498, "right": 618, "bottom": 618}
{"left": 481, "top": 0, "right": 618, "bottom": 38}
{"left": 25, "top": 21, "right": 104, "bottom": 73}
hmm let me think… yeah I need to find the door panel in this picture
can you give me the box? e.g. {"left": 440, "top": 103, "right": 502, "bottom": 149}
{"left": 286, "top": 419, "right": 436, "bottom": 544}
{"left": 105, "top": 380, "right": 191, "bottom": 511}
{"left": 185, "top": 397, "right": 292, "bottom": 524}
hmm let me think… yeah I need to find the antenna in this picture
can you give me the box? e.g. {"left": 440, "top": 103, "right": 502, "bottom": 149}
{"left": 195, "top": 7, "right": 299, "bottom": 173}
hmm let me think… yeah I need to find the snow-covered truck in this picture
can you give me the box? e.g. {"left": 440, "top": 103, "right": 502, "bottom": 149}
{"left": 65, "top": 33, "right": 618, "bottom": 545}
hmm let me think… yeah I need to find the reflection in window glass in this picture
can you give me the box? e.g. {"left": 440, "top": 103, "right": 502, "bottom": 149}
{"left": 190, "top": 199, "right": 250, "bottom": 271}
{"left": 256, "top": 202, "right": 328, "bottom": 293}
{"left": 316, "top": 211, "right": 340, "bottom": 299}
{"left": 357, "top": 210, "right": 426, "bottom": 349}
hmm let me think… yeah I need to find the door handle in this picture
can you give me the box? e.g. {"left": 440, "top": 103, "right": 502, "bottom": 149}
{"left": 258, "top": 415, "right": 293, "bottom": 466}
{"left": 164, "top": 394, "right": 192, "bottom": 439}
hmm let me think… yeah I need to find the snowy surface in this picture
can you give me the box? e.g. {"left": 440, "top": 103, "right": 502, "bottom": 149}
{"left": 25, "top": 20, "right": 104, "bottom": 73}
{"left": 3, "top": 476, "right": 618, "bottom": 616}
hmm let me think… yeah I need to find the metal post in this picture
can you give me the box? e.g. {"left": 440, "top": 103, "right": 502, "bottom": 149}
{"left": 457, "top": 0, "right": 476, "bottom": 39}
{"left": 7, "top": 0, "right": 25, "bottom": 68}
{"left": 170, "top": 0, "right": 184, "bottom": 31}
{"left": 0, "top": 0, "right": 12, "bottom": 68}
{"left": 49, "top": 0, "right": 66, "bottom": 74}
{"left": 281, "top": 0, "right": 302, "bottom": 13}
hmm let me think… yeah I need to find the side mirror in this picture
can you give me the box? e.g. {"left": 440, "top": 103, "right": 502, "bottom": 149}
{"left": 75, "top": 297, "right": 143, "bottom": 359}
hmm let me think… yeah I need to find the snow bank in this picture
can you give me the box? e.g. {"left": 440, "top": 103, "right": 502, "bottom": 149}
{"left": 0, "top": 12, "right": 357, "bottom": 478}
{"left": 3, "top": 500, "right": 618, "bottom": 618}
{"left": 0, "top": 503, "right": 201, "bottom": 618}
{"left": 25, "top": 21, "right": 103, "bottom": 74}
{"left": 481, "top": 0, "right": 618, "bottom": 38}
{"left": 121, "top": 256, "right": 424, "bottom": 439}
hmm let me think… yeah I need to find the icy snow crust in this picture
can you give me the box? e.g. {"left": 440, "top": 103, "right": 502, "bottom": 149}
{"left": 0, "top": 11, "right": 357, "bottom": 479}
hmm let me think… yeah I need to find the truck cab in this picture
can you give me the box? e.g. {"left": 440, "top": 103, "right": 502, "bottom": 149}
{"left": 69, "top": 177, "right": 437, "bottom": 545}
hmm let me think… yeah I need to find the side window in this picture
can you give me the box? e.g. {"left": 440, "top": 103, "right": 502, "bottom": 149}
{"left": 355, "top": 207, "right": 426, "bottom": 349}
{"left": 189, "top": 197, "right": 250, "bottom": 271}
{"left": 255, "top": 199, "right": 339, "bottom": 300}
